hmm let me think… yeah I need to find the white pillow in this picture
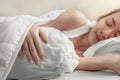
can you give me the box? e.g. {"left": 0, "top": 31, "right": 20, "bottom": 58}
{"left": 84, "top": 36, "right": 120, "bottom": 57}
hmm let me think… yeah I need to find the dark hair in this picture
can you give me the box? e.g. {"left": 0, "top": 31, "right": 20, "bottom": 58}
{"left": 97, "top": 8, "right": 120, "bottom": 21}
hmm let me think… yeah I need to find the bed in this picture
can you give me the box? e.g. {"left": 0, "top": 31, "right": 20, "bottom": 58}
{"left": 50, "top": 70, "right": 120, "bottom": 80}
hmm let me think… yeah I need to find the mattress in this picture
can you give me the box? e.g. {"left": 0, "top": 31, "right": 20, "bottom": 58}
{"left": 50, "top": 70, "right": 120, "bottom": 80}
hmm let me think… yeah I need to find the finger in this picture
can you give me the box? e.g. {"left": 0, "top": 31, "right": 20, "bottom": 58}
{"left": 33, "top": 34, "right": 45, "bottom": 61}
{"left": 18, "top": 49, "right": 23, "bottom": 59}
{"left": 27, "top": 36, "right": 40, "bottom": 65}
{"left": 39, "top": 28, "right": 49, "bottom": 43}
{"left": 20, "top": 45, "right": 24, "bottom": 59}
{"left": 18, "top": 45, "right": 24, "bottom": 59}
{"left": 23, "top": 39, "right": 33, "bottom": 64}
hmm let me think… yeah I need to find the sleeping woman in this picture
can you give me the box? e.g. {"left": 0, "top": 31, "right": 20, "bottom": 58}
{"left": 8, "top": 8, "right": 120, "bottom": 80}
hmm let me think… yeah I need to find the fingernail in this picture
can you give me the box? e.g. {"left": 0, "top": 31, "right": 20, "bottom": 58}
{"left": 46, "top": 39, "right": 49, "bottom": 43}
{"left": 37, "top": 61, "right": 40, "bottom": 65}
{"left": 42, "top": 57, "right": 45, "bottom": 61}
{"left": 30, "top": 60, "right": 34, "bottom": 64}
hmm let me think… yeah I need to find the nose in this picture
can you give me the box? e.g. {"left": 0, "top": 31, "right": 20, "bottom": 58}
{"left": 102, "top": 29, "right": 114, "bottom": 39}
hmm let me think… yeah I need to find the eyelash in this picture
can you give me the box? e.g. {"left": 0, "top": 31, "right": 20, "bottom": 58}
{"left": 106, "top": 20, "right": 112, "bottom": 27}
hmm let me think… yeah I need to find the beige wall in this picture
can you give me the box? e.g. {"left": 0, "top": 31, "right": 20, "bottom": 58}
{"left": 0, "top": 0, "right": 120, "bottom": 20}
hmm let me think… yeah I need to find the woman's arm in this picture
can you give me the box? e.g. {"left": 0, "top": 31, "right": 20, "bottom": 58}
{"left": 76, "top": 56, "right": 108, "bottom": 70}
{"left": 76, "top": 54, "right": 120, "bottom": 74}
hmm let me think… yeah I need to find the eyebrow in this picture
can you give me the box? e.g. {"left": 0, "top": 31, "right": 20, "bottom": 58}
{"left": 111, "top": 17, "right": 116, "bottom": 26}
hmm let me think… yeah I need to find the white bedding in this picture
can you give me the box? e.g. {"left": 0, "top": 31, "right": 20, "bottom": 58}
{"left": 0, "top": 15, "right": 41, "bottom": 80}
{"left": 50, "top": 70, "right": 120, "bottom": 80}
{"left": 64, "top": 70, "right": 120, "bottom": 80}
{"left": 1, "top": 10, "right": 79, "bottom": 80}
{"left": 7, "top": 70, "right": 120, "bottom": 80}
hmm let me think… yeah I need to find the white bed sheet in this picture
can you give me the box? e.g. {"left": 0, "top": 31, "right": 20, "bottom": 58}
{"left": 51, "top": 70, "right": 120, "bottom": 80}
{"left": 7, "top": 70, "right": 120, "bottom": 80}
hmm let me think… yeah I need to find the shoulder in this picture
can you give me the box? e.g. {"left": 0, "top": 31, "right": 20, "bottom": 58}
{"left": 63, "top": 10, "right": 88, "bottom": 22}
{"left": 54, "top": 9, "right": 90, "bottom": 30}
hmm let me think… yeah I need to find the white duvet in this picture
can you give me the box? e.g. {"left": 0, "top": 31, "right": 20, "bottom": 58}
{"left": 0, "top": 15, "right": 41, "bottom": 80}
{"left": 0, "top": 10, "right": 80, "bottom": 80}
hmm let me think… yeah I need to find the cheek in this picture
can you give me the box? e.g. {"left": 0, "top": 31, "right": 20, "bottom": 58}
{"left": 96, "top": 21, "right": 106, "bottom": 29}
{"left": 92, "top": 23, "right": 105, "bottom": 33}
{"left": 88, "top": 21, "right": 106, "bottom": 44}
{"left": 88, "top": 24, "right": 102, "bottom": 45}
{"left": 88, "top": 28, "right": 96, "bottom": 45}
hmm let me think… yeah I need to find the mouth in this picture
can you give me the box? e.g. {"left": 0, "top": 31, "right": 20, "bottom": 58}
{"left": 95, "top": 32, "right": 100, "bottom": 42}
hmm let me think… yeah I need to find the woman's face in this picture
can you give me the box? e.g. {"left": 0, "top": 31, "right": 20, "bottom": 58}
{"left": 89, "top": 12, "right": 120, "bottom": 45}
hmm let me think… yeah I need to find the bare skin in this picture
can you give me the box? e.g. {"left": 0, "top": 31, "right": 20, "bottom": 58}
{"left": 19, "top": 10, "right": 120, "bottom": 74}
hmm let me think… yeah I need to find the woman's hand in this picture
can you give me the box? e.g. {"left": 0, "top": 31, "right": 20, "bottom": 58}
{"left": 104, "top": 54, "right": 120, "bottom": 75}
{"left": 18, "top": 24, "right": 48, "bottom": 64}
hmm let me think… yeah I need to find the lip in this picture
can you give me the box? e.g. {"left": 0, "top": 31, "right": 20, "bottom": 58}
{"left": 95, "top": 32, "right": 100, "bottom": 41}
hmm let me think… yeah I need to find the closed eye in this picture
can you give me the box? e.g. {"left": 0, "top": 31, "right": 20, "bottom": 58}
{"left": 106, "top": 18, "right": 113, "bottom": 27}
